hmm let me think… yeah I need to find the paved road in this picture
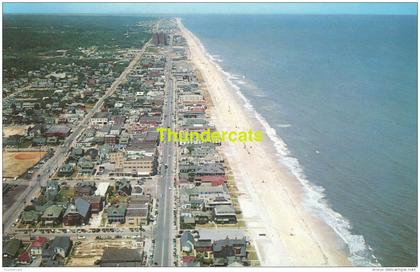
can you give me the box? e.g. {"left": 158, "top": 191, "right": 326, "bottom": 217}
{"left": 153, "top": 55, "right": 176, "bottom": 267}
{"left": 3, "top": 39, "right": 152, "bottom": 234}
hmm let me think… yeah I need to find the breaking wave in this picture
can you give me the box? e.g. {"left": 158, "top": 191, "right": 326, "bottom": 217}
{"left": 196, "top": 38, "right": 380, "bottom": 267}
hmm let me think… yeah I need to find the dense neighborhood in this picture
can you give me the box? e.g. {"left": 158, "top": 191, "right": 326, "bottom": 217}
{"left": 3, "top": 17, "right": 258, "bottom": 267}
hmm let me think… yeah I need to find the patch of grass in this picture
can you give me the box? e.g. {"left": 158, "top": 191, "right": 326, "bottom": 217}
{"left": 57, "top": 187, "right": 75, "bottom": 202}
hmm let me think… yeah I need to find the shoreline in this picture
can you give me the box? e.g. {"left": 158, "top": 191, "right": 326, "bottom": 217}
{"left": 178, "top": 18, "right": 352, "bottom": 266}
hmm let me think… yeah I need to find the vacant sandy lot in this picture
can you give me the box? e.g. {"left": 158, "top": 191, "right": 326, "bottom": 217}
{"left": 3, "top": 125, "right": 30, "bottom": 137}
{"left": 68, "top": 239, "right": 140, "bottom": 266}
{"left": 3, "top": 151, "right": 47, "bottom": 178}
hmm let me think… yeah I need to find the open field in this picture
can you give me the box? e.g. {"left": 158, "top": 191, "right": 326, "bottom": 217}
{"left": 2, "top": 151, "right": 47, "bottom": 178}
{"left": 3, "top": 125, "right": 30, "bottom": 137}
{"left": 68, "top": 239, "right": 141, "bottom": 266}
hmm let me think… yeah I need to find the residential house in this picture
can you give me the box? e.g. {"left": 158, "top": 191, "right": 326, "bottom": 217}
{"left": 32, "top": 137, "right": 47, "bottom": 146}
{"left": 195, "top": 163, "right": 225, "bottom": 177}
{"left": 195, "top": 239, "right": 213, "bottom": 253}
{"left": 69, "top": 147, "right": 84, "bottom": 161}
{"left": 116, "top": 179, "right": 132, "bottom": 196}
{"left": 63, "top": 198, "right": 91, "bottom": 226}
{"left": 212, "top": 237, "right": 247, "bottom": 266}
{"left": 30, "top": 237, "right": 49, "bottom": 256}
{"left": 45, "top": 180, "right": 60, "bottom": 201}
{"left": 41, "top": 205, "right": 64, "bottom": 226}
{"left": 81, "top": 195, "right": 103, "bottom": 213}
{"left": 17, "top": 251, "right": 31, "bottom": 265}
{"left": 180, "top": 231, "right": 194, "bottom": 253}
{"left": 195, "top": 175, "right": 226, "bottom": 187}
{"left": 75, "top": 181, "right": 96, "bottom": 196}
{"left": 58, "top": 164, "right": 74, "bottom": 177}
{"left": 107, "top": 204, "right": 127, "bottom": 224}
{"left": 21, "top": 210, "right": 41, "bottom": 225}
{"left": 78, "top": 159, "right": 95, "bottom": 175}
{"left": 49, "top": 237, "right": 72, "bottom": 258}
{"left": 213, "top": 205, "right": 237, "bottom": 224}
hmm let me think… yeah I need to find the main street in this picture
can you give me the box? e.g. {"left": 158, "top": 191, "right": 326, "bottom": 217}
{"left": 3, "top": 38, "right": 152, "bottom": 234}
{"left": 153, "top": 53, "right": 177, "bottom": 266}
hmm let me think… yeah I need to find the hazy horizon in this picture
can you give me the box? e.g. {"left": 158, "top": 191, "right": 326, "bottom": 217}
{"left": 3, "top": 3, "right": 418, "bottom": 15}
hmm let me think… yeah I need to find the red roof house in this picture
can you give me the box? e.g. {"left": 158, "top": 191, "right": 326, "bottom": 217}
{"left": 31, "top": 236, "right": 48, "bottom": 256}
{"left": 17, "top": 251, "right": 31, "bottom": 264}
{"left": 196, "top": 175, "right": 226, "bottom": 186}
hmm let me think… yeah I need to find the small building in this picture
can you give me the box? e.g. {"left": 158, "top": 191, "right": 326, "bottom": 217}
{"left": 116, "top": 179, "right": 132, "bottom": 196}
{"left": 78, "top": 160, "right": 95, "bottom": 175}
{"left": 180, "top": 231, "right": 194, "bottom": 253}
{"left": 21, "top": 210, "right": 41, "bottom": 225}
{"left": 90, "top": 112, "right": 111, "bottom": 127}
{"left": 100, "top": 247, "right": 143, "bottom": 267}
{"left": 213, "top": 237, "right": 247, "bottom": 266}
{"left": 32, "top": 137, "right": 47, "bottom": 146}
{"left": 45, "top": 180, "right": 60, "bottom": 201}
{"left": 70, "top": 147, "right": 84, "bottom": 161}
{"left": 50, "top": 236, "right": 72, "bottom": 258}
{"left": 81, "top": 195, "right": 103, "bottom": 213}
{"left": 58, "top": 164, "right": 74, "bottom": 177}
{"left": 195, "top": 175, "right": 226, "bottom": 187}
{"left": 17, "top": 251, "right": 31, "bottom": 264}
{"left": 31, "top": 236, "right": 49, "bottom": 256}
{"left": 195, "top": 239, "right": 213, "bottom": 253}
{"left": 75, "top": 181, "right": 96, "bottom": 196}
{"left": 126, "top": 194, "right": 151, "bottom": 225}
{"left": 213, "top": 205, "right": 237, "bottom": 224}
{"left": 104, "top": 134, "right": 116, "bottom": 145}
{"left": 107, "top": 204, "right": 127, "bottom": 224}
{"left": 195, "top": 163, "right": 225, "bottom": 177}
{"left": 119, "top": 133, "right": 130, "bottom": 145}
{"left": 95, "top": 182, "right": 110, "bottom": 198}
{"left": 63, "top": 198, "right": 91, "bottom": 226}
{"left": 126, "top": 208, "right": 148, "bottom": 226}
{"left": 47, "top": 136, "right": 58, "bottom": 144}
{"left": 41, "top": 205, "right": 64, "bottom": 226}
{"left": 45, "top": 125, "right": 71, "bottom": 138}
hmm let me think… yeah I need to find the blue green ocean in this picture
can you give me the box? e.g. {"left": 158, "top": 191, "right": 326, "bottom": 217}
{"left": 183, "top": 14, "right": 418, "bottom": 266}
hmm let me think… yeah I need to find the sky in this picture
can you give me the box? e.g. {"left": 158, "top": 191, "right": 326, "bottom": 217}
{"left": 3, "top": 3, "right": 418, "bottom": 15}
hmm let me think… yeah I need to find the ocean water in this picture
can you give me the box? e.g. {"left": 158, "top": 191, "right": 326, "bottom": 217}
{"left": 183, "top": 14, "right": 418, "bottom": 266}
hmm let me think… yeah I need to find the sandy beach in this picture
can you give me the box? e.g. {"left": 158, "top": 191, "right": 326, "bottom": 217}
{"left": 177, "top": 18, "right": 351, "bottom": 266}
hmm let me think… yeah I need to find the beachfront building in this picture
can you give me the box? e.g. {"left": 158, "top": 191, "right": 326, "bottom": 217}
{"left": 212, "top": 237, "right": 248, "bottom": 266}
{"left": 213, "top": 205, "right": 237, "bottom": 224}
